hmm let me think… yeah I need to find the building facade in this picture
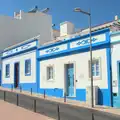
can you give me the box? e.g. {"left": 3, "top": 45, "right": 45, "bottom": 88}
{"left": 111, "top": 31, "right": 120, "bottom": 108}
{"left": 1, "top": 28, "right": 113, "bottom": 107}
{"left": 1, "top": 39, "right": 38, "bottom": 92}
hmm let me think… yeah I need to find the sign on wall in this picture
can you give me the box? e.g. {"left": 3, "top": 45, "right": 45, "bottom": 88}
{"left": 2, "top": 40, "right": 37, "bottom": 57}
{"left": 70, "top": 34, "right": 106, "bottom": 49}
{"left": 39, "top": 44, "right": 67, "bottom": 56}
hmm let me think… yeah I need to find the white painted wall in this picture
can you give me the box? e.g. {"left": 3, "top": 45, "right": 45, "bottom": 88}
{"left": 40, "top": 49, "right": 108, "bottom": 89}
{"left": 60, "top": 21, "right": 74, "bottom": 36}
{"left": 2, "top": 50, "right": 36, "bottom": 84}
{"left": 111, "top": 33, "right": 120, "bottom": 43}
{"left": 111, "top": 43, "right": 120, "bottom": 93}
{"left": 0, "top": 11, "right": 53, "bottom": 52}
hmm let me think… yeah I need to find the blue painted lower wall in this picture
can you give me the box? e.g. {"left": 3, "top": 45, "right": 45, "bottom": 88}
{"left": 19, "top": 83, "right": 37, "bottom": 92}
{"left": 1, "top": 83, "right": 37, "bottom": 93}
{"left": 98, "top": 89, "right": 111, "bottom": 106}
{"left": 38, "top": 88, "right": 110, "bottom": 106}
{"left": 38, "top": 88, "right": 63, "bottom": 97}
{"left": 2, "top": 84, "right": 13, "bottom": 89}
{"left": 1, "top": 82, "right": 110, "bottom": 106}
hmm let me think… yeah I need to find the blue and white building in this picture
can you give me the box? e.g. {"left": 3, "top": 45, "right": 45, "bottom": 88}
{"left": 38, "top": 28, "right": 111, "bottom": 106}
{"left": 1, "top": 15, "right": 120, "bottom": 107}
{"left": 1, "top": 26, "right": 113, "bottom": 107}
{"left": 1, "top": 39, "right": 38, "bottom": 92}
{"left": 111, "top": 31, "right": 120, "bottom": 108}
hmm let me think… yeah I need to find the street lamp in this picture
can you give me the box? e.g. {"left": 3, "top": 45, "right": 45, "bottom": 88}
{"left": 74, "top": 8, "right": 94, "bottom": 108}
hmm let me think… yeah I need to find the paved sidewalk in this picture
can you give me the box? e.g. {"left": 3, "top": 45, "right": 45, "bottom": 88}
{"left": 0, "top": 100, "right": 54, "bottom": 120}
{"left": 1, "top": 87, "right": 120, "bottom": 116}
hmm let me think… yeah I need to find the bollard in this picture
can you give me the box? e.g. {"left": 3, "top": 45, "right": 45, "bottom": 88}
{"left": 57, "top": 104, "right": 60, "bottom": 120}
{"left": 92, "top": 113, "right": 94, "bottom": 120}
{"left": 31, "top": 88, "right": 32, "bottom": 95}
{"left": 16, "top": 94, "right": 19, "bottom": 106}
{"left": 34, "top": 99, "right": 36, "bottom": 112}
{"left": 4, "top": 91, "right": 6, "bottom": 101}
{"left": 20, "top": 86, "right": 22, "bottom": 93}
{"left": 64, "top": 92, "right": 66, "bottom": 103}
{"left": 11, "top": 84, "right": 13, "bottom": 91}
{"left": 43, "top": 89, "right": 46, "bottom": 99}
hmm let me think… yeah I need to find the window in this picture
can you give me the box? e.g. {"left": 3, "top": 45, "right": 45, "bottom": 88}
{"left": 5, "top": 64, "right": 10, "bottom": 78}
{"left": 89, "top": 59, "right": 101, "bottom": 78}
{"left": 47, "top": 66, "right": 54, "bottom": 80}
{"left": 25, "top": 59, "right": 31, "bottom": 75}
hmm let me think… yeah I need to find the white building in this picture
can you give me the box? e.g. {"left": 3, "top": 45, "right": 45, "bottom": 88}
{"left": 38, "top": 28, "right": 111, "bottom": 106}
{"left": 1, "top": 39, "right": 38, "bottom": 92}
{"left": 111, "top": 31, "right": 120, "bottom": 108}
{"left": 1, "top": 14, "right": 120, "bottom": 107}
{"left": 0, "top": 9, "right": 53, "bottom": 53}
{"left": 1, "top": 27, "right": 112, "bottom": 107}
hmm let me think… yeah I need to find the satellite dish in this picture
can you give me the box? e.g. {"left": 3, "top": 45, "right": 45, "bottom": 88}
{"left": 28, "top": 6, "right": 39, "bottom": 13}
{"left": 41, "top": 8, "right": 49, "bottom": 13}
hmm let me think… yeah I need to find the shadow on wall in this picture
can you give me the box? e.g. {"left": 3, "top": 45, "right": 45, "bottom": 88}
{"left": 98, "top": 88, "right": 110, "bottom": 106}
{"left": 98, "top": 88, "right": 103, "bottom": 105}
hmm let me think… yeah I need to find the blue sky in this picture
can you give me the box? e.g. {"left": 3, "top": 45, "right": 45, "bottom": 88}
{"left": 0, "top": 0, "right": 120, "bottom": 29}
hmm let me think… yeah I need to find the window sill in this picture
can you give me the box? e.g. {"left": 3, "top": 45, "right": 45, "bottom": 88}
{"left": 89, "top": 76, "right": 101, "bottom": 80}
{"left": 47, "top": 79, "right": 55, "bottom": 82}
{"left": 65, "top": 95, "right": 76, "bottom": 98}
{"left": 25, "top": 73, "right": 31, "bottom": 76}
{"left": 5, "top": 76, "right": 10, "bottom": 78}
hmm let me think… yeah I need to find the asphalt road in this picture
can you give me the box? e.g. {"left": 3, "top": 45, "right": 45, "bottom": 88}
{"left": 0, "top": 90, "right": 120, "bottom": 120}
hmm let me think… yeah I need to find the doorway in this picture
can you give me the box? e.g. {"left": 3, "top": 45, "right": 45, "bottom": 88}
{"left": 65, "top": 63, "right": 75, "bottom": 97}
{"left": 113, "top": 62, "right": 120, "bottom": 108}
{"left": 14, "top": 62, "right": 19, "bottom": 88}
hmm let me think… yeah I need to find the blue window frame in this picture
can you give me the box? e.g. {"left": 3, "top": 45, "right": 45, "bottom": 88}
{"left": 46, "top": 66, "right": 54, "bottom": 81}
{"left": 89, "top": 59, "right": 100, "bottom": 78}
{"left": 25, "top": 59, "right": 31, "bottom": 76}
{"left": 5, "top": 64, "right": 10, "bottom": 78}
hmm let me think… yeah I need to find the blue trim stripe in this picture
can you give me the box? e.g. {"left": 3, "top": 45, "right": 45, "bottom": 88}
{"left": 38, "top": 28, "right": 109, "bottom": 50}
{"left": 3, "top": 39, "right": 38, "bottom": 53}
{"left": 38, "top": 41, "right": 110, "bottom": 60}
{"left": 106, "top": 46, "right": 112, "bottom": 106}
{"left": 2, "top": 47, "right": 37, "bottom": 60}
{"left": 36, "top": 40, "right": 39, "bottom": 93}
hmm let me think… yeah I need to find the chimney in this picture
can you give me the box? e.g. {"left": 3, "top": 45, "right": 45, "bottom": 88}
{"left": 60, "top": 21, "right": 74, "bottom": 36}
{"left": 14, "top": 10, "right": 22, "bottom": 19}
{"left": 115, "top": 15, "right": 119, "bottom": 21}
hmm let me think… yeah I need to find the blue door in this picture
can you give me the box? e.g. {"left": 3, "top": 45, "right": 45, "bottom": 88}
{"left": 113, "top": 62, "right": 120, "bottom": 108}
{"left": 14, "top": 62, "right": 19, "bottom": 88}
{"left": 66, "top": 64, "right": 74, "bottom": 96}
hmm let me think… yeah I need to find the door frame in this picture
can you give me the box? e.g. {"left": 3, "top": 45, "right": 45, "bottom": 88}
{"left": 117, "top": 61, "right": 120, "bottom": 96}
{"left": 63, "top": 61, "right": 76, "bottom": 97}
{"left": 14, "top": 62, "right": 20, "bottom": 88}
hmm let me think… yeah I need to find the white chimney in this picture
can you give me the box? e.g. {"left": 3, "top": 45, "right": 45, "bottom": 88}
{"left": 60, "top": 21, "right": 74, "bottom": 36}
{"left": 14, "top": 10, "right": 22, "bottom": 19}
{"left": 115, "top": 15, "right": 119, "bottom": 21}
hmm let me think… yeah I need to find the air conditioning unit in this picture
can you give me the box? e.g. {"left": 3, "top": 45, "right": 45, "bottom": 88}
{"left": 86, "top": 86, "right": 98, "bottom": 105}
